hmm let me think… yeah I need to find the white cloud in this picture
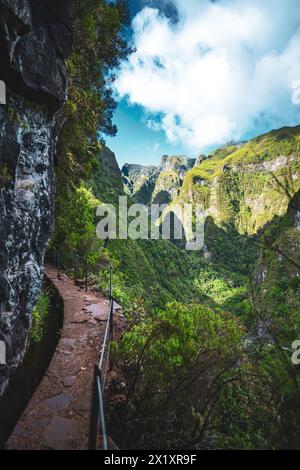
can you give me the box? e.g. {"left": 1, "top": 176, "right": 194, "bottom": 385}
{"left": 115, "top": 0, "right": 300, "bottom": 151}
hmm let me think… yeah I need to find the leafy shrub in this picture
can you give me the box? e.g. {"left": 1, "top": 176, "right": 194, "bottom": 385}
{"left": 110, "top": 302, "right": 273, "bottom": 449}
{"left": 31, "top": 293, "right": 50, "bottom": 344}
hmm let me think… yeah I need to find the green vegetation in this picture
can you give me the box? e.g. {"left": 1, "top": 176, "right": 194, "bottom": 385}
{"left": 152, "top": 170, "right": 179, "bottom": 203}
{"left": 49, "top": 0, "right": 300, "bottom": 450}
{"left": 208, "top": 142, "right": 242, "bottom": 160}
{"left": 193, "top": 260, "right": 250, "bottom": 315}
{"left": 57, "top": 0, "right": 130, "bottom": 187}
{"left": 0, "top": 163, "right": 12, "bottom": 186}
{"left": 180, "top": 127, "right": 300, "bottom": 235}
{"left": 110, "top": 302, "right": 274, "bottom": 449}
{"left": 30, "top": 293, "right": 50, "bottom": 344}
{"left": 53, "top": 0, "right": 130, "bottom": 251}
{"left": 225, "top": 126, "right": 300, "bottom": 164}
{"left": 247, "top": 199, "right": 300, "bottom": 448}
{"left": 87, "top": 145, "right": 124, "bottom": 206}
{"left": 52, "top": 0, "right": 131, "bottom": 271}
{"left": 53, "top": 125, "right": 300, "bottom": 449}
{"left": 52, "top": 183, "right": 104, "bottom": 265}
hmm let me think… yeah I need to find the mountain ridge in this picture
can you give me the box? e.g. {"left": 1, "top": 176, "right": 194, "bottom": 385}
{"left": 122, "top": 154, "right": 196, "bottom": 204}
{"left": 120, "top": 125, "right": 300, "bottom": 241}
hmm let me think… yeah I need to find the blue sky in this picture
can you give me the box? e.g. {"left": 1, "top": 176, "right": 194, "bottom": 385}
{"left": 106, "top": 1, "right": 186, "bottom": 166}
{"left": 106, "top": 0, "right": 300, "bottom": 167}
{"left": 106, "top": 99, "right": 188, "bottom": 166}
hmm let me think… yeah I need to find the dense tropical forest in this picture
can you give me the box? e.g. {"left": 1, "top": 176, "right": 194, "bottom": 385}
{"left": 0, "top": 0, "right": 299, "bottom": 452}
{"left": 46, "top": 0, "right": 300, "bottom": 450}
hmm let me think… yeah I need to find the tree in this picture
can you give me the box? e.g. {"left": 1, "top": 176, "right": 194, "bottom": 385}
{"left": 110, "top": 302, "right": 273, "bottom": 449}
{"left": 56, "top": 0, "right": 131, "bottom": 185}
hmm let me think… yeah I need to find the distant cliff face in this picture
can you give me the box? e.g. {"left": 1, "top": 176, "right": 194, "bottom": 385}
{"left": 122, "top": 155, "right": 195, "bottom": 205}
{"left": 121, "top": 128, "right": 300, "bottom": 266}
{"left": 178, "top": 126, "right": 300, "bottom": 235}
{"left": 88, "top": 145, "right": 124, "bottom": 205}
{"left": 122, "top": 163, "right": 159, "bottom": 204}
{"left": 0, "top": 0, "right": 72, "bottom": 396}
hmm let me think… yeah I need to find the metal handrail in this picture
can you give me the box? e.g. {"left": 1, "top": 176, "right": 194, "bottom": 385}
{"left": 48, "top": 248, "right": 114, "bottom": 449}
{"left": 50, "top": 248, "right": 91, "bottom": 292}
{"left": 89, "top": 266, "right": 114, "bottom": 450}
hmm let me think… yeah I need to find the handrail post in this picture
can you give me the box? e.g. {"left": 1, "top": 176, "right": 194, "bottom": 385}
{"left": 98, "top": 373, "right": 108, "bottom": 450}
{"left": 109, "top": 303, "right": 114, "bottom": 372}
{"left": 110, "top": 302, "right": 114, "bottom": 343}
{"left": 88, "top": 365, "right": 100, "bottom": 450}
{"left": 88, "top": 366, "right": 108, "bottom": 450}
{"left": 86, "top": 264, "right": 116, "bottom": 450}
{"left": 109, "top": 266, "right": 113, "bottom": 341}
{"left": 109, "top": 266, "right": 112, "bottom": 300}
{"left": 85, "top": 259, "right": 88, "bottom": 292}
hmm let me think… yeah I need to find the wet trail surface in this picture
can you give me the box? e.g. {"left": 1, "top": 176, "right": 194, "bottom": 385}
{"left": 7, "top": 264, "right": 111, "bottom": 450}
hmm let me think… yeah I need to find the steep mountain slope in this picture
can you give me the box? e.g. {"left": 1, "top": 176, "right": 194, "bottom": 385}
{"left": 82, "top": 127, "right": 300, "bottom": 313}
{"left": 54, "top": 146, "right": 209, "bottom": 311}
{"left": 115, "top": 129, "right": 300, "bottom": 449}
{"left": 179, "top": 126, "right": 300, "bottom": 235}
{"left": 121, "top": 127, "right": 300, "bottom": 266}
{"left": 52, "top": 125, "right": 300, "bottom": 449}
{"left": 87, "top": 145, "right": 124, "bottom": 205}
{"left": 122, "top": 163, "right": 159, "bottom": 204}
{"left": 247, "top": 189, "right": 300, "bottom": 448}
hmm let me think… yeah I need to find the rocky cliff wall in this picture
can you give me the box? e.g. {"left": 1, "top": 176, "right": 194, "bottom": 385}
{"left": 178, "top": 127, "right": 300, "bottom": 235}
{"left": 0, "top": 0, "right": 72, "bottom": 396}
{"left": 122, "top": 156, "right": 195, "bottom": 205}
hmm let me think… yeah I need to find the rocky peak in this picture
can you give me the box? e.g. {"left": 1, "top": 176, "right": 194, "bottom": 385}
{"left": 121, "top": 163, "right": 160, "bottom": 204}
{"left": 121, "top": 155, "right": 196, "bottom": 204}
{"left": 160, "top": 155, "right": 195, "bottom": 172}
{"left": 194, "top": 154, "right": 207, "bottom": 167}
{"left": 122, "top": 163, "right": 159, "bottom": 180}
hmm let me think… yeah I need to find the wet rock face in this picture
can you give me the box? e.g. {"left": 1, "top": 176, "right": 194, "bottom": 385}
{"left": 0, "top": 1, "right": 72, "bottom": 395}
{"left": 0, "top": 0, "right": 72, "bottom": 110}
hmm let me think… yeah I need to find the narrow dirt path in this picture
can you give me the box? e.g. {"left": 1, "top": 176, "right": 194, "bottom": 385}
{"left": 7, "top": 264, "right": 113, "bottom": 450}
